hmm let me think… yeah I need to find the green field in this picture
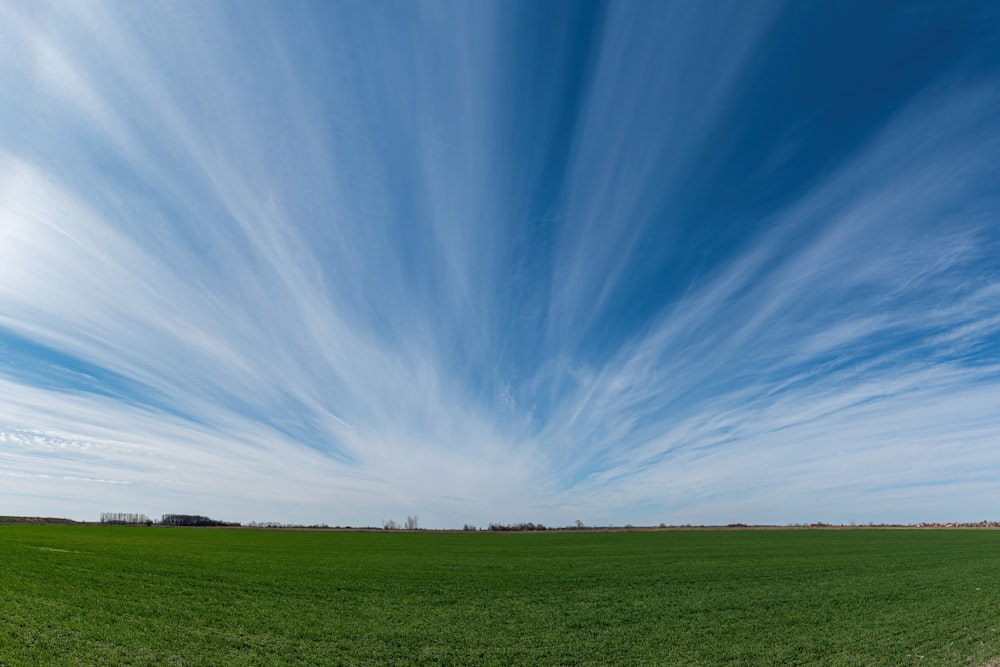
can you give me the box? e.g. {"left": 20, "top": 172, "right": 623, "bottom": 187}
{"left": 2, "top": 526, "right": 1000, "bottom": 665}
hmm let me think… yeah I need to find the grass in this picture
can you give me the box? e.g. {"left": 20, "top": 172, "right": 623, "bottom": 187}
{"left": 2, "top": 526, "right": 1000, "bottom": 665}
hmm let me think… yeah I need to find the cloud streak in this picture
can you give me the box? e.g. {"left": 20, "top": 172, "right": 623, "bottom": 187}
{"left": 1, "top": 1, "right": 999, "bottom": 526}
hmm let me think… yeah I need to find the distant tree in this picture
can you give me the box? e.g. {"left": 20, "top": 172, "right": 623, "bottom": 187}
{"left": 383, "top": 519, "right": 400, "bottom": 530}
{"left": 487, "top": 521, "right": 547, "bottom": 532}
{"left": 405, "top": 515, "right": 419, "bottom": 530}
{"left": 100, "top": 512, "right": 150, "bottom": 525}
{"left": 463, "top": 524, "right": 477, "bottom": 531}
{"left": 160, "top": 514, "right": 238, "bottom": 527}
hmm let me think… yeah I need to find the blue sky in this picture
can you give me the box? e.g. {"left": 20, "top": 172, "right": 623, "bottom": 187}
{"left": 1, "top": 1, "right": 999, "bottom": 528}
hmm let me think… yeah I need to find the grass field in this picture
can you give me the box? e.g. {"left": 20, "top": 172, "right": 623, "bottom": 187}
{"left": 2, "top": 526, "right": 1000, "bottom": 665}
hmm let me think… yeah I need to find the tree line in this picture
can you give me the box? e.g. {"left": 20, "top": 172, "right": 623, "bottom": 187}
{"left": 99, "top": 512, "right": 151, "bottom": 525}
{"left": 99, "top": 513, "right": 237, "bottom": 527}
{"left": 160, "top": 514, "right": 239, "bottom": 527}
{"left": 465, "top": 519, "right": 588, "bottom": 532}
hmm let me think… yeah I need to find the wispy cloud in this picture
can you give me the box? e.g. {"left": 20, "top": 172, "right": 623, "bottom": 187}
{"left": 1, "top": 1, "right": 998, "bottom": 527}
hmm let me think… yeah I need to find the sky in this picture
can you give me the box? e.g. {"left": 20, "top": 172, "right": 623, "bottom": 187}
{"left": 1, "top": 1, "right": 999, "bottom": 529}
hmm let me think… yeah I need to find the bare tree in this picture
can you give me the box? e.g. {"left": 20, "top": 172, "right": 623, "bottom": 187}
{"left": 100, "top": 512, "right": 150, "bottom": 525}
{"left": 383, "top": 518, "right": 400, "bottom": 530}
{"left": 405, "top": 515, "right": 419, "bottom": 530}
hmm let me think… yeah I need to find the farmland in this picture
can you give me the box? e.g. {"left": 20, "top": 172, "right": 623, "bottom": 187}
{"left": 2, "top": 526, "right": 1000, "bottom": 665}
